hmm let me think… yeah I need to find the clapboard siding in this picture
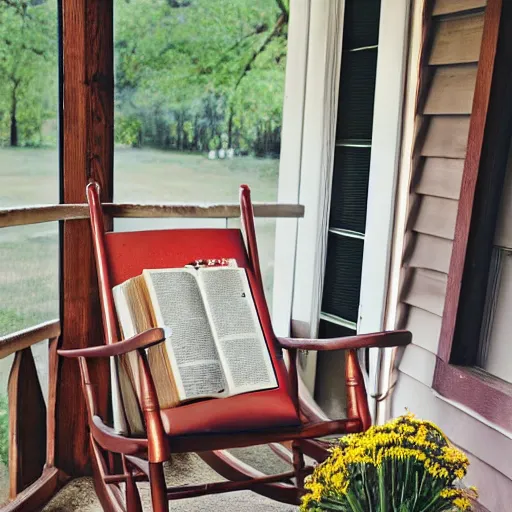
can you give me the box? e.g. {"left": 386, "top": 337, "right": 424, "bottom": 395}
{"left": 402, "top": 268, "right": 447, "bottom": 316}
{"left": 392, "top": 373, "right": 512, "bottom": 480}
{"left": 413, "top": 195, "right": 458, "bottom": 239}
{"left": 433, "top": 0, "right": 487, "bottom": 16}
{"left": 399, "top": 4, "right": 483, "bottom": 336}
{"left": 465, "top": 449, "right": 512, "bottom": 512}
{"left": 399, "top": 343, "right": 437, "bottom": 386}
{"left": 416, "top": 157, "right": 464, "bottom": 199}
{"left": 424, "top": 64, "right": 478, "bottom": 115}
{"left": 429, "top": 13, "right": 485, "bottom": 65}
{"left": 405, "top": 306, "right": 443, "bottom": 353}
{"left": 409, "top": 233, "right": 452, "bottom": 273}
{"left": 392, "top": 2, "right": 511, "bottom": 508}
{"left": 421, "top": 116, "right": 471, "bottom": 158}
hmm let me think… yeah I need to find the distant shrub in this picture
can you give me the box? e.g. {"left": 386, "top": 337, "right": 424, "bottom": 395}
{"left": 115, "top": 115, "right": 142, "bottom": 147}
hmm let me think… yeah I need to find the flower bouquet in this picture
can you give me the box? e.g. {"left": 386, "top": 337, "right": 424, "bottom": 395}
{"left": 301, "top": 414, "right": 477, "bottom": 512}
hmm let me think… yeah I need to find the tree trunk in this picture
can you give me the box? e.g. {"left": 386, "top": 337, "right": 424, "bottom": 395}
{"left": 192, "top": 114, "right": 199, "bottom": 151}
{"left": 176, "top": 113, "right": 183, "bottom": 151}
{"left": 10, "top": 84, "right": 18, "bottom": 147}
{"left": 227, "top": 107, "right": 234, "bottom": 148}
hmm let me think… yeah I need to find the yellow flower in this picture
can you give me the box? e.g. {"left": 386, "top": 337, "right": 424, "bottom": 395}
{"left": 300, "top": 414, "right": 476, "bottom": 511}
{"left": 453, "top": 497, "right": 471, "bottom": 510}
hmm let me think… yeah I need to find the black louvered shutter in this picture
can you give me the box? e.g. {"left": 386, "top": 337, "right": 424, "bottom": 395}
{"left": 329, "top": 146, "right": 371, "bottom": 233}
{"left": 319, "top": 0, "right": 381, "bottom": 340}
{"left": 336, "top": 49, "right": 378, "bottom": 141}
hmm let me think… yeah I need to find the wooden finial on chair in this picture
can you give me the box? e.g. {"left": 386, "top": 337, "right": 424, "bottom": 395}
{"left": 239, "top": 184, "right": 263, "bottom": 288}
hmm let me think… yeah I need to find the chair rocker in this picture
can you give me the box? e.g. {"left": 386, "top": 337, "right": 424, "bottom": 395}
{"left": 58, "top": 182, "right": 411, "bottom": 511}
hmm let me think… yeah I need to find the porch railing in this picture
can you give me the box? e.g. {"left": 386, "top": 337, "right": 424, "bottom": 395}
{"left": 0, "top": 201, "right": 304, "bottom": 510}
{"left": 0, "top": 320, "right": 61, "bottom": 511}
{"left": 0, "top": 202, "right": 304, "bottom": 228}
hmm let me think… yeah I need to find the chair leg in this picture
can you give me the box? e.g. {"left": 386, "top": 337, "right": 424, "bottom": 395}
{"left": 123, "top": 456, "right": 143, "bottom": 512}
{"left": 292, "top": 442, "right": 306, "bottom": 489}
{"left": 149, "top": 462, "right": 168, "bottom": 512}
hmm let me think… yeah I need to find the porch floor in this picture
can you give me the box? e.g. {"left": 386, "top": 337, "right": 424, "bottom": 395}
{"left": 43, "top": 448, "right": 299, "bottom": 511}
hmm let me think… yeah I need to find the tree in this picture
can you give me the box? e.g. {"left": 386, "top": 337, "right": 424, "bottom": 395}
{"left": 0, "top": 0, "right": 57, "bottom": 146}
{"left": 114, "top": 0, "right": 288, "bottom": 156}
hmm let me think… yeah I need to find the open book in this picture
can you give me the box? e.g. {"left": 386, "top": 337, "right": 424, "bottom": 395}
{"left": 112, "top": 263, "right": 278, "bottom": 433}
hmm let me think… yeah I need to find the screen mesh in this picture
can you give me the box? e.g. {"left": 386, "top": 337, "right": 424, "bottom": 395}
{"left": 322, "top": 234, "right": 364, "bottom": 323}
{"left": 336, "top": 48, "right": 378, "bottom": 141}
{"left": 329, "top": 146, "right": 371, "bottom": 233}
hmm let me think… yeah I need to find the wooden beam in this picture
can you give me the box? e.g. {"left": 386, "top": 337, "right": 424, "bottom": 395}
{"left": 57, "top": 0, "right": 113, "bottom": 476}
{"left": 0, "top": 203, "right": 305, "bottom": 228}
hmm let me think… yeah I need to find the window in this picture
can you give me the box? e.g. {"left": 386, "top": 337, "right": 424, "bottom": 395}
{"left": 319, "top": 0, "right": 381, "bottom": 339}
{"left": 313, "top": 0, "right": 381, "bottom": 417}
{"left": 0, "top": 0, "right": 59, "bottom": 334}
{"left": 478, "top": 155, "right": 512, "bottom": 382}
{"left": 433, "top": 0, "right": 512, "bottom": 431}
{"left": 0, "top": 0, "right": 59, "bottom": 501}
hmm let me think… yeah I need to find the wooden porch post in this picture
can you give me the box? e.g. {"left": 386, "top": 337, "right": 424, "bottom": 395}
{"left": 56, "top": 0, "right": 114, "bottom": 475}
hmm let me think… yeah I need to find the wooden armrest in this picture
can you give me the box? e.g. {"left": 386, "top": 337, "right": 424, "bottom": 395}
{"left": 90, "top": 415, "right": 148, "bottom": 455}
{"left": 57, "top": 327, "right": 166, "bottom": 358}
{"left": 278, "top": 330, "right": 412, "bottom": 351}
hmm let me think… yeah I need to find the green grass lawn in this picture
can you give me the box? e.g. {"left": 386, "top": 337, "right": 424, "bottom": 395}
{"left": 0, "top": 147, "right": 279, "bottom": 337}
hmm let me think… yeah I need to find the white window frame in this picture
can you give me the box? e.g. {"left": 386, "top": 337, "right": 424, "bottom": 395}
{"left": 272, "top": 0, "right": 346, "bottom": 393}
{"left": 273, "top": 0, "right": 410, "bottom": 403}
{"left": 361, "top": 0, "right": 411, "bottom": 422}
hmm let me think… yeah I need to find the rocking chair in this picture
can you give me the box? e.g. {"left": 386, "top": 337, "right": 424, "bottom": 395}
{"left": 58, "top": 182, "right": 411, "bottom": 511}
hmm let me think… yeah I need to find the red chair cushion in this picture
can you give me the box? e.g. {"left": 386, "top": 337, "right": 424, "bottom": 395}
{"left": 160, "top": 386, "right": 300, "bottom": 436}
{"left": 105, "top": 228, "right": 300, "bottom": 436}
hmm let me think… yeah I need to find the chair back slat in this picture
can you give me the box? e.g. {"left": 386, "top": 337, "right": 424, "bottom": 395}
{"left": 239, "top": 185, "right": 263, "bottom": 289}
{"left": 87, "top": 182, "right": 120, "bottom": 345}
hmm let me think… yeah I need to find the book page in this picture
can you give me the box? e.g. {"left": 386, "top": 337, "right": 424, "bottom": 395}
{"left": 112, "top": 282, "right": 145, "bottom": 434}
{"left": 198, "top": 267, "right": 277, "bottom": 394}
{"left": 143, "top": 269, "right": 227, "bottom": 401}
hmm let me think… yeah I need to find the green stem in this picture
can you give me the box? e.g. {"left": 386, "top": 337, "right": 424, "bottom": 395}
{"left": 361, "top": 464, "right": 373, "bottom": 512}
{"left": 418, "top": 491, "right": 444, "bottom": 512}
{"left": 378, "top": 464, "right": 388, "bottom": 512}
{"left": 320, "top": 498, "right": 347, "bottom": 511}
{"left": 401, "top": 459, "right": 411, "bottom": 504}
{"left": 391, "top": 459, "right": 398, "bottom": 512}
{"left": 418, "top": 470, "right": 426, "bottom": 498}
{"left": 411, "top": 471, "right": 419, "bottom": 511}
{"left": 346, "top": 491, "right": 365, "bottom": 512}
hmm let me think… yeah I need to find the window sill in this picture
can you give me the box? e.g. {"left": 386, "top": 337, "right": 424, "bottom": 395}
{"left": 433, "top": 360, "right": 512, "bottom": 434}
